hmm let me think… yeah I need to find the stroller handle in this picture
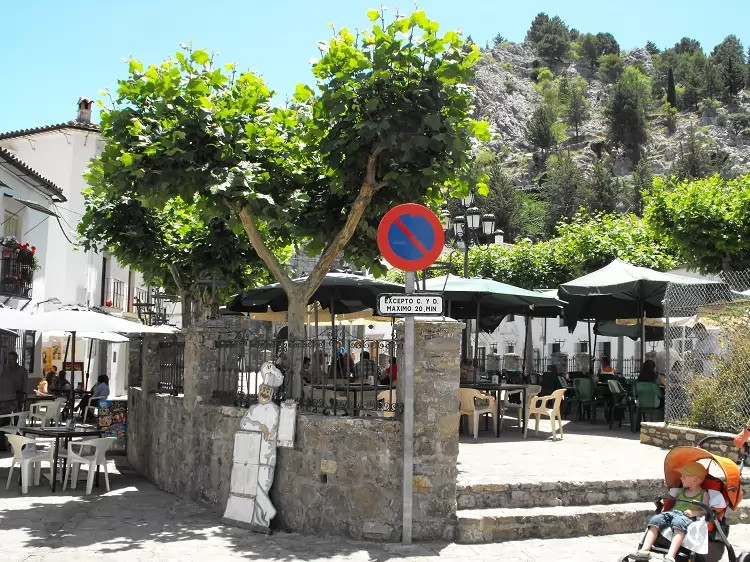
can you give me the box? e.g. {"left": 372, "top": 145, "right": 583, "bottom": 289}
{"left": 658, "top": 498, "right": 716, "bottom": 522}
{"left": 696, "top": 435, "right": 750, "bottom": 469}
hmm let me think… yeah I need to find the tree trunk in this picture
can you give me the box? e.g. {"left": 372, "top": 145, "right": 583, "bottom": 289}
{"left": 286, "top": 291, "right": 308, "bottom": 400}
{"left": 181, "top": 295, "right": 192, "bottom": 328}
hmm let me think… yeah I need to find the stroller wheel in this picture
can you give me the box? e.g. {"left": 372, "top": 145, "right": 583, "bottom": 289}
{"left": 737, "top": 552, "right": 750, "bottom": 562}
{"left": 618, "top": 557, "right": 633, "bottom": 562}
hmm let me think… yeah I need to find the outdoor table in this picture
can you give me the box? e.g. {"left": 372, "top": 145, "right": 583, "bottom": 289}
{"left": 461, "top": 382, "right": 528, "bottom": 437}
{"left": 19, "top": 424, "right": 103, "bottom": 492}
{"left": 22, "top": 394, "right": 56, "bottom": 410}
{"left": 311, "top": 382, "right": 392, "bottom": 413}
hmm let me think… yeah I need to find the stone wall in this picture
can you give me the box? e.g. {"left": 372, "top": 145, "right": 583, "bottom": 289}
{"left": 271, "top": 414, "right": 402, "bottom": 541}
{"left": 127, "top": 317, "right": 461, "bottom": 542}
{"left": 641, "top": 422, "right": 741, "bottom": 460}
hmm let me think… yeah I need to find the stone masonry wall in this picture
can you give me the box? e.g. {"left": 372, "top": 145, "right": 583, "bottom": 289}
{"left": 641, "top": 422, "right": 742, "bottom": 460}
{"left": 271, "top": 414, "right": 403, "bottom": 541}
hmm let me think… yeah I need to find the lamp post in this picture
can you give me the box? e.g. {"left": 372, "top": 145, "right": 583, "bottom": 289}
{"left": 441, "top": 192, "right": 497, "bottom": 360}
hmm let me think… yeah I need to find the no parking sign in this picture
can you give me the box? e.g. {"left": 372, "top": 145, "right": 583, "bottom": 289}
{"left": 376, "top": 203, "right": 444, "bottom": 271}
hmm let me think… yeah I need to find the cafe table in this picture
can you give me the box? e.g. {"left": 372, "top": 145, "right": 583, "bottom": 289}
{"left": 19, "top": 424, "right": 103, "bottom": 492}
{"left": 461, "top": 382, "right": 528, "bottom": 437}
{"left": 311, "top": 382, "right": 393, "bottom": 413}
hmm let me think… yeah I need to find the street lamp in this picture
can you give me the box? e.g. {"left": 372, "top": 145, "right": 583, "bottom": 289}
{"left": 442, "top": 193, "right": 497, "bottom": 359}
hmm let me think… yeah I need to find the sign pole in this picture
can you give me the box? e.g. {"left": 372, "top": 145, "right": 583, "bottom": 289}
{"left": 402, "top": 270, "right": 415, "bottom": 545}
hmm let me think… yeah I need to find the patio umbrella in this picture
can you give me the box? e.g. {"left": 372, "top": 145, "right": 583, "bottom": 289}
{"left": 225, "top": 272, "right": 405, "bottom": 314}
{"left": 423, "top": 275, "right": 564, "bottom": 332}
{"left": 559, "top": 260, "right": 730, "bottom": 329}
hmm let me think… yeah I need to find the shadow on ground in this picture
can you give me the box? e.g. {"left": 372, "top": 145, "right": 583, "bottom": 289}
{"left": 0, "top": 452, "right": 448, "bottom": 560}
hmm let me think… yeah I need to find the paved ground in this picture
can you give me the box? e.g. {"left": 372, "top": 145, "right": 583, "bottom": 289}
{"left": 457, "top": 416, "right": 667, "bottom": 486}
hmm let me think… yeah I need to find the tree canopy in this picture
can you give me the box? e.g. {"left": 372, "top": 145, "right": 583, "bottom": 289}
{"left": 644, "top": 173, "right": 750, "bottom": 273}
{"left": 86, "top": 9, "right": 489, "bottom": 395}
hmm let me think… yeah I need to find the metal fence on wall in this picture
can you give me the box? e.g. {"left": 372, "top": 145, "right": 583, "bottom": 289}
{"left": 664, "top": 271, "right": 750, "bottom": 432}
{"left": 158, "top": 339, "right": 185, "bottom": 395}
{"left": 211, "top": 332, "right": 402, "bottom": 419}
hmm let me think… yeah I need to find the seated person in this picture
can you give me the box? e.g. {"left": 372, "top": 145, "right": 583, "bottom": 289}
{"left": 598, "top": 357, "right": 617, "bottom": 381}
{"left": 459, "top": 359, "right": 474, "bottom": 382}
{"left": 354, "top": 351, "right": 379, "bottom": 383}
{"left": 631, "top": 461, "right": 722, "bottom": 561}
{"left": 301, "top": 356, "right": 312, "bottom": 383}
{"left": 55, "top": 371, "right": 72, "bottom": 394}
{"left": 638, "top": 359, "right": 658, "bottom": 383}
{"left": 74, "top": 374, "right": 110, "bottom": 418}
{"left": 36, "top": 378, "right": 49, "bottom": 395}
{"left": 380, "top": 357, "right": 397, "bottom": 384}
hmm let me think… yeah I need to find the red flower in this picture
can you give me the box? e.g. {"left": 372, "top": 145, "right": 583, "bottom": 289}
{"left": 31, "top": 246, "right": 36, "bottom": 253}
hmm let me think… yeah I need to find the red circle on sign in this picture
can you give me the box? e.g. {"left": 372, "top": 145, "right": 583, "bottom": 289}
{"left": 377, "top": 203, "right": 445, "bottom": 271}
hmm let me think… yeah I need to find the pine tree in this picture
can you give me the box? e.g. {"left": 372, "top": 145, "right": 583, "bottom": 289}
{"left": 544, "top": 152, "right": 585, "bottom": 234}
{"left": 666, "top": 67, "right": 677, "bottom": 108}
{"left": 586, "top": 158, "right": 618, "bottom": 213}
{"left": 674, "top": 128, "right": 716, "bottom": 180}
{"left": 606, "top": 67, "right": 651, "bottom": 162}
{"left": 525, "top": 104, "right": 558, "bottom": 155}
{"left": 712, "top": 34, "right": 746, "bottom": 101}
{"left": 630, "top": 159, "right": 653, "bottom": 216}
{"left": 566, "top": 86, "right": 590, "bottom": 140}
{"left": 645, "top": 41, "right": 660, "bottom": 55}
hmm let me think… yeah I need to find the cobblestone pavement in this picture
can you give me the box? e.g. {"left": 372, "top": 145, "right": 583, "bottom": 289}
{"left": 457, "top": 417, "right": 667, "bottom": 486}
{"left": 2, "top": 453, "right": 750, "bottom": 561}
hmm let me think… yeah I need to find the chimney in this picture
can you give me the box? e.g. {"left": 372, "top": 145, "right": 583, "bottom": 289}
{"left": 77, "top": 97, "right": 93, "bottom": 123}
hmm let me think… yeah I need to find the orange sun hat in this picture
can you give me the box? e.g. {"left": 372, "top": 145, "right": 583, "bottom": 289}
{"left": 676, "top": 461, "right": 708, "bottom": 480}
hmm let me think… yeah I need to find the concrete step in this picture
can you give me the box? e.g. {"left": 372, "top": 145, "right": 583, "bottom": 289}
{"left": 456, "top": 478, "right": 664, "bottom": 510}
{"left": 456, "top": 502, "right": 750, "bottom": 544}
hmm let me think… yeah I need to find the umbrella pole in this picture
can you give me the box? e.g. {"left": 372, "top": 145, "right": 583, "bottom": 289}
{"left": 641, "top": 309, "right": 646, "bottom": 366}
{"left": 473, "top": 300, "right": 481, "bottom": 383}
{"left": 85, "top": 339, "right": 94, "bottom": 389}
{"left": 587, "top": 320, "right": 593, "bottom": 376}
{"left": 592, "top": 332, "right": 598, "bottom": 377}
{"left": 63, "top": 334, "right": 71, "bottom": 365}
{"left": 69, "top": 331, "right": 76, "bottom": 418}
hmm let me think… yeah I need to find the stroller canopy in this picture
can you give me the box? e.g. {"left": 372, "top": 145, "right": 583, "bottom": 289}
{"left": 664, "top": 446, "right": 743, "bottom": 510}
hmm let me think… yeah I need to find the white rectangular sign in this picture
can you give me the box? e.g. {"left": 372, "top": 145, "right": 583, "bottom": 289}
{"left": 377, "top": 294, "right": 444, "bottom": 316}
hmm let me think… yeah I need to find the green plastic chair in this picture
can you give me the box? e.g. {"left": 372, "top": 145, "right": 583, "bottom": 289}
{"left": 556, "top": 375, "right": 577, "bottom": 418}
{"left": 633, "top": 381, "right": 662, "bottom": 432}
{"left": 606, "top": 379, "right": 634, "bottom": 430}
{"left": 572, "top": 377, "right": 603, "bottom": 422}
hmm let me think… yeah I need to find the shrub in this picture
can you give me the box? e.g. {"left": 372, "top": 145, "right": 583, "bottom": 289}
{"left": 598, "top": 54, "right": 625, "bottom": 84}
{"left": 500, "top": 62, "right": 513, "bottom": 72}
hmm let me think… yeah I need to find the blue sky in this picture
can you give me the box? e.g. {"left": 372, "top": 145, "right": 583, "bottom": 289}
{"left": 1, "top": 1, "right": 749, "bottom": 131}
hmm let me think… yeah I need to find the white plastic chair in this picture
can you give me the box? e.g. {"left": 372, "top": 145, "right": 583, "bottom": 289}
{"left": 63, "top": 437, "right": 116, "bottom": 494}
{"left": 377, "top": 389, "right": 397, "bottom": 419}
{"left": 459, "top": 388, "right": 497, "bottom": 439}
{"left": 527, "top": 387, "right": 567, "bottom": 441}
{"left": 499, "top": 384, "right": 541, "bottom": 437}
{"left": 82, "top": 398, "right": 103, "bottom": 424}
{"left": 5, "top": 435, "right": 49, "bottom": 493}
{"left": 0, "top": 411, "right": 29, "bottom": 435}
{"left": 29, "top": 398, "right": 67, "bottom": 427}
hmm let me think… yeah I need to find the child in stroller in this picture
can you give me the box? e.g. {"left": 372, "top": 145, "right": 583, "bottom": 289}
{"left": 622, "top": 436, "right": 749, "bottom": 562}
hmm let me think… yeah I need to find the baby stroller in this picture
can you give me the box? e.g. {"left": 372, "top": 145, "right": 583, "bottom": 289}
{"left": 621, "top": 436, "right": 749, "bottom": 562}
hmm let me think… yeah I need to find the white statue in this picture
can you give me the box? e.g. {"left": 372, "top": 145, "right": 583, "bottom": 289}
{"left": 222, "top": 362, "right": 296, "bottom": 532}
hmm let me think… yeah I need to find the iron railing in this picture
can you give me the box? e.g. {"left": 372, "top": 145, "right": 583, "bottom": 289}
{"left": 0, "top": 253, "right": 33, "bottom": 299}
{"left": 158, "top": 339, "right": 184, "bottom": 395}
{"left": 104, "top": 278, "right": 125, "bottom": 310}
{"left": 211, "top": 334, "right": 402, "bottom": 419}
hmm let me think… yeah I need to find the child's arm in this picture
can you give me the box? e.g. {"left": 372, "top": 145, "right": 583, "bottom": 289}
{"left": 683, "top": 492, "right": 710, "bottom": 518}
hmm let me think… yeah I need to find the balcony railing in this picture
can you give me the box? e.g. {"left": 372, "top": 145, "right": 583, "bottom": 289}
{"left": 104, "top": 278, "right": 125, "bottom": 310}
{"left": 0, "top": 252, "right": 33, "bottom": 299}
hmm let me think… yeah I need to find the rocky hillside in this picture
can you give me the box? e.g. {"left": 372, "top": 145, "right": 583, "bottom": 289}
{"left": 472, "top": 42, "right": 750, "bottom": 188}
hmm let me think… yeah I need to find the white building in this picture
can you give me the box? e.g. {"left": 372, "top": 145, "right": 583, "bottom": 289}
{"left": 0, "top": 99, "right": 177, "bottom": 396}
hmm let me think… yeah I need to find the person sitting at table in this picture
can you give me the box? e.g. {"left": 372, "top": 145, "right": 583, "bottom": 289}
{"left": 638, "top": 359, "right": 658, "bottom": 383}
{"left": 598, "top": 357, "right": 617, "bottom": 381}
{"left": 354, "top": 351, "right": 379, "bottom": 383}
{"left": 74, "top": 374, "right": 109, "bottom": 418}
{"left": 460, "top": 358, "right": 474, "bottom": 382}
{"left": 301, "top": 356, "right": 312, "bottom": 383}
{"left": 380, "top": 357, "right": 398, "bottom": 385}
{"left": 55, "top": 371, "right": 72, "bottom": 395}
{"left": 36, "top": 378, "right": 49, "bottom": 395}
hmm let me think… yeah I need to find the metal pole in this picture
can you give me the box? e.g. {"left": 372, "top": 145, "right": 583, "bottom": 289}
{"left": 664, "top": 302, "right": 671, "bottom": 425}
{"left": 462, "top": 228, "right": 470, "bottom": 359}
{"left": 69, "top": 331, "right": 77, "bottom": 416}
{"left": 402, "top": 271, "right": 415, "bottom": 545}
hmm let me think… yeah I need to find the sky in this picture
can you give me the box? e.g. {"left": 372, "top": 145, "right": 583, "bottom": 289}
{"left": 1, "top": 0, "right": 749, "bottom": 132}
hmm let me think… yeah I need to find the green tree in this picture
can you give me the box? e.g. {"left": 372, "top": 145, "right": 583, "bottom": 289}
{"left": 526, "top": 13, "right": 570, "bottom": 61}
{"left": 493, "top": 33, "right": 507, "bottom": 47}
{"left": 580, "top": 33, "right": 599, "bottom": 69}
{"left": 666, "top": 67, "right": 677, "bottom": 108}
{"left": 673, "top": 128, "right": 718, "bottom": 180}
{"left": 565, "top": 84, "right": 590, "bottom": 139}
{"left": 78, "top": 194, "right": 273, "bottom": 326}
{"left": 525, "top": 104, "right": 558, "bottom": 154}
{"left": 595, "top": 32, "right": 620, "bottom": 56}
{"left": 630, "top": 158, "right": 654, "bottom": 216}
{"left": 585, "top": 157, "right": 618, "bottom": 213}
{"left": 644, "top": 173, "right": 750, "bottom": 272}
{"left": 598, "top": 54, "right": 625, "bottom": 83}
{"left": 712, "top": 34, "right": 746, "bottom": 100}
{"left": 460, "top": 212, "right": 676, "bottom": 289}
{"left": 606, "top": 66, "right": 652, "bottom": 162}
{"left": 478, "top": 162, "right": 523, "bottom": 241}
{"left": 88, "top": 10, "right": 489, "bottom": 397}
{"left": 544, "top": 152, "right": 586, "bottom": 233}
{"left": 674, "top": 37, "right": 702, "bottom": 55}
{"left": 645, "top": 41, "right": 660, "bottom": 55}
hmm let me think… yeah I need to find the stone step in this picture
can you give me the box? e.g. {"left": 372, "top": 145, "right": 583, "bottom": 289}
{"left": 456, "top": 502, "right": 750, "bottom": 544}
{"left": 456, "top": 479, "right": 664, "bottom": 510}
{"left": 456, "top": 479, "right": 750, "bottom": 510}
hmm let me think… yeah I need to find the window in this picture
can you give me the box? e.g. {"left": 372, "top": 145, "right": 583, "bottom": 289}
{"left": 598, "top": 341, "right": 612, "bottom": 358}
{"left": 127, "top": 270, "right": 135, "bottom": 312}
{"left": 3, "top": 211, "right": 20, "bottom": 239}
{"left": 507, "top": 314, "right": 515, "bottom": 322}
{"left": 505, "top": 342, "right": 515, "bottom": 354}
{"left": 551, "top": 342, "right": 561, "bottom": 354}
{"left": 577, "top": 341, "right": 589, "bottom": 353}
